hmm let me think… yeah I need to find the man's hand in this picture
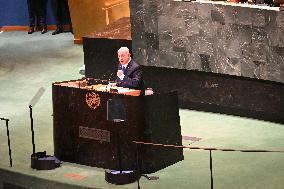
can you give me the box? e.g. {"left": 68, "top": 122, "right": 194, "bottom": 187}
{"left": 117, "top": 70, "right": 123, "bottom": 78}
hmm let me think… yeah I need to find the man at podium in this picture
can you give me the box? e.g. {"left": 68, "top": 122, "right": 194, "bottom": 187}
{"left": 115, "top": 47, "right": 144, "bottom": 90}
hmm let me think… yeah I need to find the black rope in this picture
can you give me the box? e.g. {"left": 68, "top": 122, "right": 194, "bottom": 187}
{"left": 133, "top": 141, "right": 284, "bottom": 153}
{"left": 132, "top": 141, "right": 284, "bottom": 189}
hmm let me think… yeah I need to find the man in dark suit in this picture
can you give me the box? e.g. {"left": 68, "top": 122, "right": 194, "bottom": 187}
{"left": 115, "top": 47, "right": 143, "bottom": 90}
{"left": 52, "top": 0, "right": 72, "bottom": 35}
{"left": 27, "top": 0, "right": 48, "bottom": 34}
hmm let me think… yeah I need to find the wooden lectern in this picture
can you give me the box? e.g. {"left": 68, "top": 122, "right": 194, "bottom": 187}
{"left": 52, "top": 79, "right": 183, "bottom": 173}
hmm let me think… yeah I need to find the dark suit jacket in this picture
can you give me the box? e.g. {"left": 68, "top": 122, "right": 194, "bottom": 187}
{"left": 116, "top": 60, "right": 143, "bottom": 90}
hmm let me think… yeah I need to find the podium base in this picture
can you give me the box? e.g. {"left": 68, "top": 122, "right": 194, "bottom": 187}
{"left": 31, "top": 151, "right": 61, "bottom": 170}
{"left": 105, "top": 170, "right": 139, "bottom": 185}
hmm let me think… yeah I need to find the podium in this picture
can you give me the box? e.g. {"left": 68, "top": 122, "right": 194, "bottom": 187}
{"left": 52, "top": 79, "right": 183, "bottom": 173}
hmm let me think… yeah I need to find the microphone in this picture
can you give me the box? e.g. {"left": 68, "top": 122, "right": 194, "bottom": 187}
{"left": 101, "top": 73, "right": 107, "bottom": 80}
{"left": 108, "top": 72, "right": 114, "bottom": 81}
{"left": 101, "top": 70, "right": 111, "bottom": 80}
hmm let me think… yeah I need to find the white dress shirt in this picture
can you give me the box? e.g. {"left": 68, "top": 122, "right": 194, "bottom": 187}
{"left": 119, "top": 58, "right": 131, "bottom": 80}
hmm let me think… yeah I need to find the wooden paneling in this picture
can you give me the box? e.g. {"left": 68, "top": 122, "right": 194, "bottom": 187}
{"left": 68, "top": 0, "right": 130, "bottom": 41}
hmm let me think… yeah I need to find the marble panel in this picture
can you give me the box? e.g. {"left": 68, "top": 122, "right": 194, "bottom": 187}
{"left": 216, "top": 24, "right": 242, "bottom": 59}
{"left": 145, "top": 47, "right": 160, "bottom": 67}
{"left": 157, "top": 0, "right": 171, "bottom": 16}
{"left": 187, "top": 35, "right": 214, "bottom": 55}
{"left": 171, "top": 18, "right": 187, "bottom": 37}
{"left": 252, "top": 27, "right": 268, "bottom": 44}
{"left": 131, "top": 0, "right": 284, "bottom": 83}
{"left": 160, "top": 49, "right": 179, "bottom": 68}
{"left": 276, "top": 11, "right": 284, "bottom": 28}
{"left": 169, "top": 1, "right": 188, "bottom": 19}
{"left": 159, "top": 31, "right": 173, "bottom": 51}
{"left": 234, "top": 6, "right": 253, "bottom": 26}
{"left": 266, "top": 47, "right": 284, "bottom": 82}
{"left": 176, "top": 52, "right": 188, "bottom": 69}
{"left": 238, "top": 25, "right": 252, "bottom": 47}
{"left": 198, "top": 19, "right": 220, "bottom": 38}
{"left": 143, "top": 0, "right": 158, "bottom": 33}
{"left": 185, "top": 52, "right": 202, "bottom": 71}
{"left": 185, "top": 19, "right": 200, "bottom": 37}
{"left": 224, "top": 5, "right": 236, "bottom": 24}
{"left": 277, "top": 27, "right": 284, "bottom": 47}
{"left": 267, "top": 27, "right": 279, "bottom": 47}
{"left": 240, "top": 57, "right": 255, "bottom": 78}
{"left": 181, "top": 2, "right": 198, "bottom": 20}
{"left": 196, "top": 3, "right": 212, "bottom": 21}
{"left": 199, "top": 54, "right": 212, "bottom": 72}
{"left": 265, "top": 10, "right": 278, "bottom": 28}
{"left": 244, "top": 42, "right": 267, "bottom": 63}
{"left": 158, "top": 16, "right": 173, "bottom": 34}
{"left": 215, "top": 54, "right": 241, "bottom": 76}
{"left": 211, "top": 5, "right": 225, "bottom": 25}
{"left": 133, "top": 47, "right": 147, "bottom": 66}
{"left": 172, "top": 36, "right": 188, "bottom": 52}
{"left": 252, "top": 9, "right": 266, "bottom": 27}
{"left": 252, "top": 60, "right": 268, "bottom": 80}
{"left": 145, "top": 32, "right": 159, "bottom": 50}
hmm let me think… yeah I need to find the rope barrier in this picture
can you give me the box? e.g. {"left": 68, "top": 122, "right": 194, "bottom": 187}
{"left": 133, "top": 141, "right": 284, "bottom": 153}
{"left": 133, "top": 141, "right": 284, "bottom": 189}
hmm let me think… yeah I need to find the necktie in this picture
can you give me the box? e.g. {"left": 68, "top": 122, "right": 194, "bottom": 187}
{"left": 122, "top": 66, "right": 127, "bottom": 74}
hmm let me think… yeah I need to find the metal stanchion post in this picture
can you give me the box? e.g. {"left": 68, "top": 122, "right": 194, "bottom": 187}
{"left": 136, "top": 143, "right": 141, "bottom": 189}
{"left": 0, "top": 117, "right": 13, "bottom": 167}
{"left": 210, "top": 150, "right": 213, "bottom": 189}
{"left": 5, "top": 119, "right": 12, "bottom": 167}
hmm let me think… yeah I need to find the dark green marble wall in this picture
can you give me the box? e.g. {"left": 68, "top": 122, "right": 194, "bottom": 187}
{"left": 130, "top": 0, "right": 284, "bottom": 83}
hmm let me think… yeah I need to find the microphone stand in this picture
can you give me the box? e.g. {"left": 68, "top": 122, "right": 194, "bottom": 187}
{"left": 28, "top": 105, "right": 59, "bottom": 170}
{"left": 0, "top": 117, "right": 13, "bottom": 167}
{"left": 27, "top": 87, "right": 59, "bottom": 170}
{"left": 108, "top": 72, "right": 114, "bottom": 82}
{"left": 105, "top": 99, "right": 138, "bottom": 185}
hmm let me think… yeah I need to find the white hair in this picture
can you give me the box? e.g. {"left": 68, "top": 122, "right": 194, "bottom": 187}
{"left": 117, "top": 47, "right": 130, "bottom": 54}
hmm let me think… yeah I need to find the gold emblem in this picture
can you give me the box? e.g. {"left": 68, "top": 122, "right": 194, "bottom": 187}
{"left": 86, "top": 92, "right": 100, "bottom": 109}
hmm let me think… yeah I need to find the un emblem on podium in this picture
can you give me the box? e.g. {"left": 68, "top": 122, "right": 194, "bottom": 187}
{"left": 86, "top": 92, "right": 101, "bottom": 109}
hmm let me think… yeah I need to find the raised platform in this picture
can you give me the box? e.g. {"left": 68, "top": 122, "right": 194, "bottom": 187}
{"left": 0, "top": 31, "right": 283, "bottom": 189}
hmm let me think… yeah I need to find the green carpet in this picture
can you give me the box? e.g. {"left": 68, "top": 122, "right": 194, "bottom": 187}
{"left": 0, "top": 31, "right": 283, "bottom": 189}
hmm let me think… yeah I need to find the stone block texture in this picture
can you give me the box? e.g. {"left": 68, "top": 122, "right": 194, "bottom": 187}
{"left": 130, "top": 0, "right": 284, "bottom": 83}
